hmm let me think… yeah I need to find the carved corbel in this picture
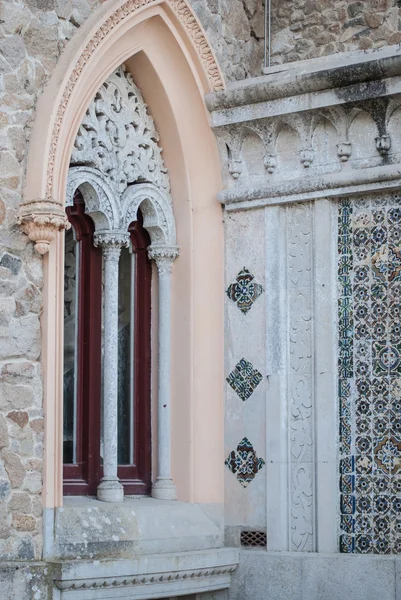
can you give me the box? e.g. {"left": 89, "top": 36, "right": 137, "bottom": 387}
{"left": 336, "top": 142, "right": 352, "bottom": 162}
{"left": 299, "top": 148, "right": 315, "bottom": 168}
{"left": 17, "top": 200, "right": 71, "bottom": 255}
{"left": 264, "top": 154, "right": 277, "bottom": 173}
{"left": 376, "top": 134, "right": 392, "bottom": 156}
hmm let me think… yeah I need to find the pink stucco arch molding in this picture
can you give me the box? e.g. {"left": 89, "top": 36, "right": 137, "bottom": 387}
{"left": 20, "top": 0, "right": 224, "bottom": 236}
{"left": 20, "top": 0, "right": 226, "bottom": 508}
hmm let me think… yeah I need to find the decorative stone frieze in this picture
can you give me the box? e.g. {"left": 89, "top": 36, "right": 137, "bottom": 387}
{"left": 207, "top": 47, "right": 401, "bottom": 211}
{"left": 17, "top": 200, "right": 71, "bottom": 255}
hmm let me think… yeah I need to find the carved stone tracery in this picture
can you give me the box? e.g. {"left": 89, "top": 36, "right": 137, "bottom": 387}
{"left": 72, "top": 66, "right": 170, "bottom": 195}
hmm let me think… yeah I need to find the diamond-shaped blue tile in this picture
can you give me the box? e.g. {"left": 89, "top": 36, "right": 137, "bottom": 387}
{"left": 225, "top": 437, "right": 265, "bottom": 488}
{"left": 226, "top": 268, "right": 264, "bottom": 315}
{"left": 226, "top": 358, "right": 262, "bottom": 401}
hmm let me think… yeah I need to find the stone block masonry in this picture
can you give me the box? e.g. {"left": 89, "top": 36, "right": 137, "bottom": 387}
{"left": 270, "top": 0, "right": 401, "bottom": 66}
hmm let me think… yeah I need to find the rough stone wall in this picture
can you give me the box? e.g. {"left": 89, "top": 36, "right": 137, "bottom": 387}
{"left": 271, "top": 0, "right": 401, "bottom": 65}
{"left": 0, "top": 0, "right": 105, "bottom": 562}
{"left": 191, "top": 0, "right": 265, "bottom": 80}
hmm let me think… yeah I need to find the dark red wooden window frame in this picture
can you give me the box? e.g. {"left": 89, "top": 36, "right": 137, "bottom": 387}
{"left": 63, "top": 192, "right": 151, "bottom": 496}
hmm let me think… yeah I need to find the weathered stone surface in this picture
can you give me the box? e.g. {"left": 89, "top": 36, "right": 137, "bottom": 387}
{"left": 12, "top": 513, "right": 36, "bottom": 532}
{"left": 0, "top": 200, "right": 5, "bottom": 225}
{"left": 23, "top": 19, "right": 59, "bottom": 58}
{"left": 0, "top": 383, "right": 34, "bottom": 411}
{"left": 31, "top": 495, "right": 42, "bottom": 518}
{"left": 55, "top": 0, "right": 73, "bottom": 19}
{"left": 25, "top": 0, "right": 55, "bottom": 9}
{"left": 0, "top": 298, "right": 16, "bottom": 327}
{"left": 0, "top": 480, "right": 11, "bottom": 501}
{"left": 2, "top": 450, "right": 26, "bottom": 488}
{"left": 270, "top": 0, "right": 401, "bottom": 65}
{"left": 8, "top": 492, "right": 31, "bottom": 514}
{"left": 0, "top": 415, "right": 9, "bottom": 449}
{"left": 0, "top": 253, "right": 22, "bottom": 276}
{"left": 0, "top": 315, "right": 41, "bottom": 360}
{"left": 0, "top": 511, "right": 11, "bottom": 539}
{"left": 22, "top": 471, "right": 41, "bottom": 494}
{"left": 14, "top": 283, "right": 42, "bottom": 316}
{"left": 0, "top": 36, "right": 27, "bottom": 70}
{"left": 6, "top": 411, "right": 29, "bottom": 429}
{"left": 0, "top": 361, "right": 35, "bottom": 383}
{"left": 29, "top": 418, "right": 44, "bottom": 435}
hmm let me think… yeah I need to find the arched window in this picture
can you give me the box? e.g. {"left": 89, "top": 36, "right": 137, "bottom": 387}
{"left": 63, "top": 190, "right": 152, "bottom": 496}
{"left": 62, "top": 65, "right": 178, "bottom": 502}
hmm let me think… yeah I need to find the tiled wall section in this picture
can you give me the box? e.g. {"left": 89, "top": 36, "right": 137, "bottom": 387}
{"left": 339, "top": 194, "right": 401, "bottom": 554}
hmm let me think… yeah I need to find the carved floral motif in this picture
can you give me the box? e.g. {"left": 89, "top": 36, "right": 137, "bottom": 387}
{"left": 71, "top": 66, "right": 170, "bottom": 195}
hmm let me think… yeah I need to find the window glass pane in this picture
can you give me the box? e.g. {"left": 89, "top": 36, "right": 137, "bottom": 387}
{"left": 63, "top": 228, "right": 79, "bottom": 464}
{"left": 117, "top": 246, "right": 135, "bottom": 465}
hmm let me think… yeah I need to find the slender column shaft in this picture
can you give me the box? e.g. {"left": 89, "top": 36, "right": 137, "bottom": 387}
{"left": 157, "top": 264, "right": 172, "bottom": 481}
{"left": 95, "top": 232, "right": 128, "bottom": 502}
{"left": 102, "top": 246, "right": 121, "bottom": 480}
{"left": 149, "top": 246, "right": 179, "bottom": 500}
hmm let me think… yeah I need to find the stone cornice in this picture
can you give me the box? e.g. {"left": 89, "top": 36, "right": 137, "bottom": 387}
{"left": 207, "top": 45, "right": 401, "bottom": 119}
{"left": 219, "top": 164, "right": 401, "bottom": 211}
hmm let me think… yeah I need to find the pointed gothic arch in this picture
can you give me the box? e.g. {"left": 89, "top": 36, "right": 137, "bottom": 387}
{"left": 19, "top": 0, "right": 225, "bottom": 510}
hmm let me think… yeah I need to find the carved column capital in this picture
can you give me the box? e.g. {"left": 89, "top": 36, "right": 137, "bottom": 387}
{"left": 94, "top": 231, "right": 130, "bottom": 259}
{"left": 148, "top": 245, "right": 180, "bottom": 275}
{"left": 17, "top": 200, "right": 71, "bottom": 255}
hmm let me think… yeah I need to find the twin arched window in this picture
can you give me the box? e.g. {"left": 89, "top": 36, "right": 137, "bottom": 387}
{"left": 63, "top": 190, "right": 151, "bottom": 495}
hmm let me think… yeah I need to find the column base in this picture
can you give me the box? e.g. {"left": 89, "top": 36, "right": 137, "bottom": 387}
{"left": 151, "top": 478, "right": 177, "bottom": 500}
{"left": 97, "top": 479, "right": 124, "bottom": 503}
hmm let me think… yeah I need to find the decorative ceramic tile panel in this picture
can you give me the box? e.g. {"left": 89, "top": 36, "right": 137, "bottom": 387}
{"left": 338, "top": 195, "right": 401, "bottom": 554}
{"left": 225, "top": 437, "right": 265, "bottom": 488}
{"left": 226, "top": 268, "right": 264, "bottom": 314}
{"left": 226, "top": 358, "right": 263, "bottom": 401}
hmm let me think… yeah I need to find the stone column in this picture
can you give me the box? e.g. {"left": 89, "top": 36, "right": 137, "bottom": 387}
{"left": 95, "top": 231, "right": 129, "bottom": 503}
{"left": 148, "top": 245, "right": 179, "bottom": 500}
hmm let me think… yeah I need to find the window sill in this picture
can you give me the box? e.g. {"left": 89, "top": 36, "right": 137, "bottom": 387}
{"left": 46, "top": 496, "right": 224, "bottom": 561}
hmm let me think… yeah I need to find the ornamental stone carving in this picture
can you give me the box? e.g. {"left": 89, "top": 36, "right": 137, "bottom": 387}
{"left": 45, "top": 0, "right": 224, "bottom": 204}
{"left": 71, "top": 66, "right": 170, "bottom": 195}
{"left": 148, "top": 245, "right": 180, "bottom": 274}
{"left": 17, "top": 200, "right": 71, "bottom": 255}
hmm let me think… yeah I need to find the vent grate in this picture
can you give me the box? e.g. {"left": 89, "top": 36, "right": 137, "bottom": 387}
{"left": 240, "top": 530, "right": 267, "bottom": 548}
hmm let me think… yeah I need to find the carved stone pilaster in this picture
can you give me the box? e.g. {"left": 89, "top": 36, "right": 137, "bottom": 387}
{"left": 17, "top": 200, "right": 71, "bottom": 255}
